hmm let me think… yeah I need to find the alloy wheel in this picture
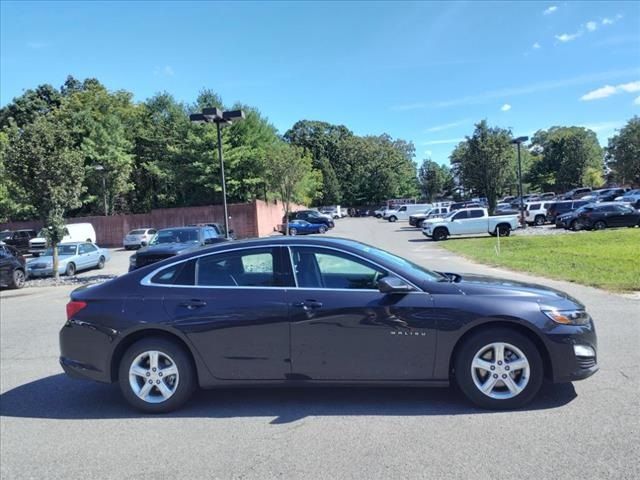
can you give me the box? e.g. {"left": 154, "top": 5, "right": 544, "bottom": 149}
{"left": 128, "top": 350, "right": 180, "bottom": 403}
{"left": 12, "top": 269, "right": 26, "bottom": 288}
{"left": 471, "top": 342, "right": 530, "bottom": 400}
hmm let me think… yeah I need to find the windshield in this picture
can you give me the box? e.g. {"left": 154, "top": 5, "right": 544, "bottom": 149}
{"left": 129, "top": 229, "right": 147, "bottom": 235}
{"left": 150, "top": 229, "right": 199, "bottom": 245}
{"left": 353, "top": 242, "right": 446, "bottom": 282}
{"left": 0, "top": 231, "right": 12, "bottom": 241}
{"left": 43, "top": 245, "right": 78, "bottom": 256}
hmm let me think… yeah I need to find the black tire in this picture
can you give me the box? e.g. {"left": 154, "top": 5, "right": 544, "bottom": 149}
{"left": 289, "top": 228, "right": 298, "bottom": 236}
{"left": 10, "top": 268, "right": 26, "bottom": 289}
{"left": 432, "top": 228, "right": 448, "bottom": 241}
{"left": 375, "top": 214, "right": 382, "bottom": 218}
{"left": 33, "top": 252, "right": 40, "bottom": 257}
{"left": 454, "top": 328, "right": 544, "bottom": 410}
{"left": 495, "top": 224, "right": 511, "bottom": 237}
{"left": 118, "top": 337, "right": 196, "bottom": 413}
{"left": 570, "top": 220, "right": 581, "bottom": 231}
{"left": 318, "top": 225, "right": 327, "bottom": 234}
{"left": 389, "top": 216, "right": 397, "bottom": 223}
{"left": 593, "top": 220, "right": 606, "bottom": 230}
{"left": 417, "top": 220, "right": 424, "bottom": 229}
{"left": 97, "top": 256, "right": 105, "bottom": 269}
{"left": 65, "top": 262, "right": 76, "bottom": 277}
{"left": 534, "top": 215, "right": 545, "bottom": 226}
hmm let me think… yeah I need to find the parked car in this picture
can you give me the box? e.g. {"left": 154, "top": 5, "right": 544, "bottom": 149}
{"left": 559, "top": 203, "right": 640, "bottom": 231}
{"left": 123, "top": 228, "right": 157, "bottom": 250}
{"left": 188, "top": 223, "right": 235, "bottom": 239}
{"left": 129, "top": 226, "right": 228, "bottom": 271}
{"left": 29, "top": 223, "right": 96, "bottom": 256}
{"left": 27, "top": 242, "right": 110, "bottom": 277}
{"left": 422, "top": 208, "right": 520, "bottom": 241}
{"left": 539, "top": 192, "right": 556, "bottom": 200}
{"left": 3, "top": 229, "right": 38, "bottom": 255}
{"left": 0, "top": 244, "right": 27, "bottom": 289}
{"left": 495, "top": 203, "right": 519, "bottom": 215}
{"left": 0, "top": 230, "right": 13, "bottom": 242}
{"left": 287, "top": 210, "right": 335, "bottom": 229}
{"left": 560, "top": 187, "right": 592, "bottom": 200}
{"left": 615, "top": 189, "right": 640, "bottom": 208}
{"left": 60, "top": 236, "right": 598, "bottom": 413}
{"left": 409, "top": 207, "right": 450, "bottom": 228}
{"left": 500, "top": 196, "right": 516, "bottom": 204}
{"left": 583, "top": 188, "right": 628, "bottom": 203}
{"left": 280, "top": 219, "right": 327, "bottom": 235}
{"left": 546, "top": 200, "right": 590, "bottom": 224}
{"left": 450, "top": 201, "right": 481, "bottom": 211}
{"left": 374, "top": 206, "right": 386, "bottom": 218}
{"left": 524, "top": 202, "right": 554, "bottom": 226}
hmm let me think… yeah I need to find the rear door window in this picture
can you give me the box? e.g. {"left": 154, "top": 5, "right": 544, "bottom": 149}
{"left": 468, "top": 210, "right": 484, "bottom": 218}
{"left": 197, "top": 248, "right": 293, "bottom": 287}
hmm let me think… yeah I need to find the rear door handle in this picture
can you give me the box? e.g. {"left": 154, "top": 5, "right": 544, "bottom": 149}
{"left": 180, "top": 299, "right": 207, "bottom": 310}
{"left": 292, "top": 300, "right": 323, "bottom": 310}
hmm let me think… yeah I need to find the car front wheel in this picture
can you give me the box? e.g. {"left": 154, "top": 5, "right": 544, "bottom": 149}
{"left": 118, "top": 337, "right": 196, "bottom": 413}
{"left": 97, "top": 256, "right": 105, "bottom": 269}
{"left": 388, "top": 216, "right": 397, "bottom": 222}
{"left": 454, "top": 328, "right": 543, "bottom": 409}
{"left": 10, "top": 268, "right": 26, "bottom": 289}
{"left": 65, "top": 262, "right": 76, "bottom": 276}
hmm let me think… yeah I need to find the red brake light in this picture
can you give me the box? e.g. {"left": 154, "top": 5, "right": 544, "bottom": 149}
{"left": 66, "top": 301, "right": 87, "bottom": 320}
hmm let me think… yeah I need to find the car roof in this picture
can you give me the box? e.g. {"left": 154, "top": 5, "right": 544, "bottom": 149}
{"left": 158, "top": 226, "right": 203, "bottom": 231}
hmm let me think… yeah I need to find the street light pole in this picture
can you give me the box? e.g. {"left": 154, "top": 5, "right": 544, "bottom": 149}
{"left": 94, "top": 165, "right": 107, "bottom": 216}
{"left": 190, "top": 108, "right": 245, "bottom": 239}
{"left": 510, "top": 136, "right": 529, "bottom": 228}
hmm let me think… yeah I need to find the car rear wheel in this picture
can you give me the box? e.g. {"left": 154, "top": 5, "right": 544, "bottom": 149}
{"left": 65, "top": 262, "right": 76, "bottom": 277}
{"left": 593, "top": 220, "right": 606, "bottom": 230}
{"left": 289, "top": 228, "right": 298, "bottom": 236}
{"left": 97, "top": 256, "right": 105, "bottom": 269}
{"left": 534, "top": 215, "right": 545, "bottom": 226}
{"left": 454, "top": 328, "right": 543, "bottom": 409}
{"left": 496, "top": 225, "right": 511, "bottom": 236}
{"left": 118, "top": 337, "right": 196, "bottom": 413}
{"left": 318, "top": 226, "right": 327, "bottom": 234}
{"left": 10, "top": 269, "right": 26, "bottom": 289}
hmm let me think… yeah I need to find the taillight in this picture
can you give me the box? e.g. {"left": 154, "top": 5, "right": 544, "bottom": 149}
{"left": 66, "top": 301, "right": 87, "bottom": 320}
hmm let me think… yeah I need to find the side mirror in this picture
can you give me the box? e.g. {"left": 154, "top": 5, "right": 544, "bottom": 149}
{"left": 377, "top": 276, "right": 413, "bottom": 294}
{"left": 140, "top": 241, "right": 148, "bottom": 247}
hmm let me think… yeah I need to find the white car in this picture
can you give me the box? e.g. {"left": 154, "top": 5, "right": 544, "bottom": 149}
{"left": 422, "top": 208, "right": 520, "bottom": 241}
{"left": 123, "top": 228, "right": 158, "bottom": 250}
{"left": 29, "top": 223, "right": 96, "bottom": 257}
{"left": 524, "top": 201, "right": 554, "bottom": 226}
{"left": 385, "top": 204, "right": 433, "bottom": 222}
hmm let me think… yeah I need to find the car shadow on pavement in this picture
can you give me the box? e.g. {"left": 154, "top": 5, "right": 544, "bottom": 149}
{"left": 0, "top": 374, "right": 577, "bottom": 424}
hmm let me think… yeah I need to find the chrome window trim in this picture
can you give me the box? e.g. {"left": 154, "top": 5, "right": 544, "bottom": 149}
{"left": 140, "top": 243, "right": 423, "bottom": 292}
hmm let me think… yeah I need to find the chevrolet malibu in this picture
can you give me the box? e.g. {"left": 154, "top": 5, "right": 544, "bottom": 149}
{"left": 60, "top": 237, "right": 597, "bottom": 413}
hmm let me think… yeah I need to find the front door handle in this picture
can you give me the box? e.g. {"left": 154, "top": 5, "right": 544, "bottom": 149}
{"left": 292, "top": 300, "right": 323, "bottom": 310}
{"left": 180, "top": 299, "right": 207, "bottom": 310}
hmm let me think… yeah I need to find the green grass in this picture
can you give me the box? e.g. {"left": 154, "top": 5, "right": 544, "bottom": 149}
{"left": 440, "top": 229, "right": 640, "bottom": 292}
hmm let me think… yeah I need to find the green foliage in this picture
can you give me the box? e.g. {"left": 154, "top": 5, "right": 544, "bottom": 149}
{"left": 419, "top": 159, "right": 453, "bottom": 202}
{"left": 528, "top": 126, "right": 603, "bottom": 191}
{"left": 450, "top": 121, "right": 514, "bottom": 212}
{"left": 607, "top": 116, "right": 640, "bottom": 185}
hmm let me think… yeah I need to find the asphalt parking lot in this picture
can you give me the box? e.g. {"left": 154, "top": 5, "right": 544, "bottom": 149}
{"left": 1, "top": 219, "right": 638, "bottom": 479}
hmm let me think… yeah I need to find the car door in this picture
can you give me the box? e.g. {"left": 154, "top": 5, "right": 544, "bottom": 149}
{"left": 76, "top": 243, "right": 94, "bottom": 269}
{"left": 287, "top": 246, "right": 437, "bottom": 381}
{"left": 0, "top": 246, "right": 10, "bottom": 285}
{"left": 160, "top": 246, "right": 294, "bottom": 380}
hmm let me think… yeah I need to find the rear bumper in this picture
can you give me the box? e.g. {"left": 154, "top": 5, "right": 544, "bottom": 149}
{"left": 59, "top": 320, "right": 116, "bottom": 383}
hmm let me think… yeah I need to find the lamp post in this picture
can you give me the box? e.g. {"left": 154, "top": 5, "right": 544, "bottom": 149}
{"left": 510, "top": 136, "right": 529, "bottom": 227}
{"left": 190, "top": 108, "right": 245, "bottom": 239}
{"left": 94, "top": 164, "right": 107, "bottom": 216}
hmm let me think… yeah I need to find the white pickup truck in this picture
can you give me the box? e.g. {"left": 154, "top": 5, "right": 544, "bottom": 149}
{"left": 422, "top": 208, "right": 519, "bottom": 241}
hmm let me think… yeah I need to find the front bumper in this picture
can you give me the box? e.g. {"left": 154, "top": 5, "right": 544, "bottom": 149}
{"left": 27, "top": 266, "right": 65, "bottom": 277}
{"left": 543, "top": 320, "right": 599, "bottom": 383}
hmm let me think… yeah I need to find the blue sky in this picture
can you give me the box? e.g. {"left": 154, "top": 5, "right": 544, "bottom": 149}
{"left": 1, "top": 1, "right": 639, "bottom": 165}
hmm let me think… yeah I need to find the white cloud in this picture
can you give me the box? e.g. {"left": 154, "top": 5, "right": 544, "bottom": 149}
{"left": 425, "top": 150, "right": 433, "bottom": 157}
{"left": 586, "top": 21, "right": 598, "bottom": 32}
{"left": 581, "top": 80, "right": 640, "bottom": 100}
{"left": 532, "top": 42, "right": 541, "bottom": 49}
{"left": 425, "top": 119, "right": 470, "bottom": 132}
{"left": 154, "top": 65, "right": 175, "bottom": 77}
{"left": 501, "top": 104, "right": 512, "bottom": 112}
{"left": 556, "top": 32, "right": 582, "bottom": 42}
{"left": 634, "top": 96, "right": 640, "bottom": 106}
{"left": 390, "top": 68, "right": 640, "bottom": 110}
{"left": 580, "top": 121, "right": 625, "bottom": 133}
{"left": 27, "top": 41, "right": 48, "bottom": 49}
{"left": 422, "top": 138, "right": 463, "bottom": 146}
{"left": 602, "top": 18, "right": 614, "bottom": 25}
{"left": 543, "top": 6, "right": 557, "bottom": 15}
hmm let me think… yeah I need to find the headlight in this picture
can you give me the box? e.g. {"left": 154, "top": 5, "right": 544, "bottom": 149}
{"left": 129, "top": 255, "right": 136, "bottom": 266}
{"left": 543, "top": 309, "right": 590, "bottom": 325}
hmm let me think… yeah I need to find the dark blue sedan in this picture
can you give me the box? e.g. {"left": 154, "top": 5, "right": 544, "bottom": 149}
{"left": 281, "top": 220, "right": 327, "bottom": 236}
{"left": 59, "top": 236, "right": 597, "bottom": 413}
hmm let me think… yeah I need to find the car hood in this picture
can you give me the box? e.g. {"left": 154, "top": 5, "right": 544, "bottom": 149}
{"left": 136, "top": 242, "right": 200, "bottom": 255}
{"left": 453, "top": 273, "right": 583, "bottom": 307}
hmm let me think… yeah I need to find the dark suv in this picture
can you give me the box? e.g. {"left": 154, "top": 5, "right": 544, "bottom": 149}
{"left": 287, "top": 210, "right": 335, "bottom": 229}
{"left": 0, "top": 244, "right": 27, "bottom": 289}
{"left": 560, "top": 187, "right": 591, "bottom": 200}
{"left": 3, "top": 229, "right": 37, "bottom": 255}
{"left": 561, "top": 203, "right": 640, "bottom": 231}
{"left": 129, "top": 226, "right": 228, "bottom": 271}
{"left": 547, "top": 200, "right": 590, "bottom": 224}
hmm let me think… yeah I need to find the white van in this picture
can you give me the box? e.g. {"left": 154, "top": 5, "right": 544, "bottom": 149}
{"left": 385, "top": 204, "right": 433, "bottom": 222}
{"left": 29, "top": 223, "right": 97, "bottom": 256}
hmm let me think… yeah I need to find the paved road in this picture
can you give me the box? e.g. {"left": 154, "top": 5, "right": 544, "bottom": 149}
{"left": 1, "top": 218, "right": 638, "bottom": 479}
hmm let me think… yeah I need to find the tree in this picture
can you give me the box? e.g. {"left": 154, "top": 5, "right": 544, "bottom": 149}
{"left": 5, "top": 114, "right": 84, "bottom": 279}
{"left": 528, "top": 126, "right": 603, "bottom": 191}
{"left": 0, "top": 84, "right": 62, "bottom": 129}
{"left": 419, "top": 159, "right": 453, "bottom": 202}
{"left": 265, "top": 143, "right": 321, "bottom": 234}
{"left": 607, "top": 117, "right": 640, "bottom": 186}
{"left": 451, "top": 121, "right": 514, "bottom": 213}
